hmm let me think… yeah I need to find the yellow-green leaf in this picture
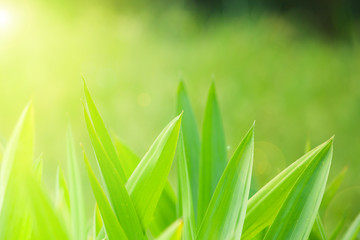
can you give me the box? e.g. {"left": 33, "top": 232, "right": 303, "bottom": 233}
{"left": 197, "top": 124, "right": 254, "bottom": 239}
{"left": 198, "top": 83, "right": 227, "bottom": 222}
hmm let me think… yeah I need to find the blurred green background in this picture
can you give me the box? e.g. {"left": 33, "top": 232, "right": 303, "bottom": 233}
{"left": 0, "top": 0, "right": 359, "bottom": 235}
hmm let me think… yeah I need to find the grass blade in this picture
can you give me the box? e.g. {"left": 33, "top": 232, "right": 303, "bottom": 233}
{"left": 263, "top": 138, "right": 333, "bottom": 240}
{"left": 0, "top": 104, "right": 36, "bottom": 240}
{"left": 84, "top": 152, "right": 128, "bottom": 240}
{"left": 67, "top": 127, "right": 86, "bottom": 240}
{"left": 197, "top": 124, "right": 254, "bottom": 239}
{"left": 55, "top": 167, "right": 70, "bottom": 211}
{"left": 93, "top": 203, "right": 103, "bottom": 239}
{"left": 34, "top": 154, "right": 43, "bottom": 182}
{"left": 342, "top": 213, "right": 360, "bottom": 240}
{"left": 83, "top": 83, "right": 144, "bottom": 238}
{"left": 156, "top": 219, "right": 184, "bottom": 240}
{"left": 177, "top": 131, "right": 196, "bottom": 239}
{"left": 115, "top": 138, "right": 177, "bottom": 235}
{"left": 0, "top": 103, "right": 32, "bottom": 213}
{"left": 321, "top": 166, "right": 347, "bottom": 212}
{"left": 242, "top": 138, "right": 334, "bottom": 239}
{"left": 83, "top": 81, "right": 126, "bottom": 181}
{"left": 176, "top": 81, "right": 201, "bottom": 215}
{"left": 198, "top": 83, "right": 227, "bottom": 222}
{"left": 26, "top": 174, "right": 70, "bottom": 240}
{"left": 315, "top": 214, "right": 328, "bottom": 240}
{"left": 329, "top": 212, "right": 347, "bottom": 240}
{"left": 126, "top": 113, "right": 182, "bottom": 228}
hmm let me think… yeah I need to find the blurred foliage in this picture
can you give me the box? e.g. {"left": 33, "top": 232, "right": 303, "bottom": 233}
{"left": 0, "top": 0, "right": 359, "bottom": 233}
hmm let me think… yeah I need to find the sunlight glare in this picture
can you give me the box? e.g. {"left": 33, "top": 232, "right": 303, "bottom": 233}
{"left": 0, "top": 8, "right": 13, "bottom": 30}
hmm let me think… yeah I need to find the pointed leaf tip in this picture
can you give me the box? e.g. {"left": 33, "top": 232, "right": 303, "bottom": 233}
{"left": 178, "top": 80, "right": 185, "bottom": 90}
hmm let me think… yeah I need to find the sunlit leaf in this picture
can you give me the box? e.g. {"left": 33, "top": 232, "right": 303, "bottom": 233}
{"left": 126, "top": 113, "right": 182, "bottom": 228}
{"left": 156, "top": 219, "right": 184, "bottom": 240}
{"left": 176, "top": 81, "right": 201, "bottom": 216}
{"left": 198, "top": 83, "right": 227, "bottom": 222}
{"left": 56, "top": 166, "right": 70, "bottom": 211}
{"left": 342, "top": 213, "right": 360, "bottom": 240}
{"left": 197, "top": 124, "right": 254, "bottom": 239}
{"left": 26, "top": 174, "right": 70, "bottom": 240}
{"left": 0, "top": 103, "right": 33, "bottom": 212}
{"left": 84, "top": 152, "right": 128, "bottom": 240}
{"left": 314, "top": 214, "right": 328, "bottom": 240}
{"left": 34, "top": 154, "right": 43, "bottom": 182}
{"left": 115, "top": 138, "right": 177, "bottom": 236}
{"left": 177, "top": 132, "right": 196, "bottom": 239}
{"left": 83, "top": 82, "right": 143, "bottom": 239}
{"left": 321, "top": 166, "right": 347, "bottom": 212}
{"left": 67, "top": 127, "right": 86, "bottom": 240}
{"left": 263, "top": 138, "right": 333, "bottom": 240}
{"left": 93, "top": 203, "right": 103, "bottom": 239}
{"left": 329, "top": 212, "right": 347, "bottom": 240}
{"left": 242, "top": 138, "right": 334, "bottom": 239}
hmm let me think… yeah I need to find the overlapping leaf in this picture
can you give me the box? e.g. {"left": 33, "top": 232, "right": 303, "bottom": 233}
{"left": 156, "top": 219, "right": 184, "bottom": 240}
{"left": 263, "top": 138, "right": 333, "bottom": 240}
{"left": 125, "top": 112, "right": 182, "bottom": 228}
{"left": 115, "top": 138, "right": 177, "bottom": 235}
{"left": 84, "top": 153, "right": 128, "bottom": 240}
{"left": 242, "top": 138, "right": 334, "bottom": 239}
{"left": 197, "top": 124, "right": 254, "bottom": 239}
{"left": 342, "top": 213, "right": 360, "bottom": 240}
{"left": 198, "top": 83, "right": 227, "bottom": 222}
{"left": 83, "top": 82, "right": 144, "bottom": 239}
{"left": 66, "top": 127, "right": 86, "bottom": 240}
{"left": 177, "top": 132, "right": 196, "bottom": 239}
{"left": 176, "top": 81, "right": 201, "bottom": 215}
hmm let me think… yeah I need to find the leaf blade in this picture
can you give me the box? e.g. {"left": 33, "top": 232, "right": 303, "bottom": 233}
{"left": 197, "top": 124, "right": 254, "bottom": 239}
{"left": 198, "top": 83, "right": 227, "bottom": 222}
{"left": 177, "top": 132, "right": 196, "bottom": 239}
{"left": 126, "top": 113, "right": 182, "bottom": 228}
{"left": 176, "top": 81, "right": 201, "bottom": 215}
{"left": 242, "top": 139, "right": 334, "bottom": 239}
{"left": 263, "top": 138, "right": 333, "bottom": 240}
{"left": 84, "top": 153, "right": 128, "bottom": 240}
{"left": 66, "top": 127, "right": 86, "bottom": 240}
{"left": 115, "top": 138, "right": 177, "bottom": 236}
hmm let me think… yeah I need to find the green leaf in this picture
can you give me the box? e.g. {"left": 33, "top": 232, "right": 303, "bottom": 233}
{"left": 115, "top": 138, "right": 177, "bottom": 236}
{"left": 177, "top": 132, "right": 196, "bottom": 239}
{"left": 96, "top": 227, "right": 106, "bottom": 240}
{"left": 176, "top": 81, "right": 201, "bottom": 215}
{"left": 263, "top": 138, "right": 333, "bottom": 240}
{"left": 115, "top": 138, "right": 140, "bottom": 179}
{"left": 329, "top": 212, "right": 347, "bottom": 240}
{"left": 67, "top": 127, "right": 86, "bottom": 240}
{"left": 34, "top": 154, "right": 43, "bottom": 182}
{"left": 156, "top": 219, "right": 184, "bottom": 240}
{"left": 83, "top": 82, "right": 144, "bottom": 239}
{"left": 197, "top": 124, "right": 254, "bottom": 239}
{"left": 56, "top": 166, "right": 70, "bottom": 211}
{"left": 83, "top": 81, "right": 126, "bottom": 181}
{"left": 198, "top": 83, "right": 227, "bottom": 222}
{"left": 242, "top": 138, "right": 334, "bottom": 239}
{"left": 342, "top": 213, "right": 360, "bottom": 240}
{"left": 126, "top": 113, "right": 182, "bottom": 228}
{"left": 314, "top": 214, "right": 328, "bottom": 240}
{"left": 0, "top": 104, "right": 35, "bottom": 240}
{"left": 26, "top": 173, "right": 70, "bottom": 240}
{"left": 0, "top": 103, "right": 33, "bottom": 212}
{"left": 84, "top": 152, "right": 128, "bottom": 240}
{"left": 321, "top": 166, "right": 347, "bottom": 212}
{"left": 93, "top": 203, "right": 103, "bottom": 239}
